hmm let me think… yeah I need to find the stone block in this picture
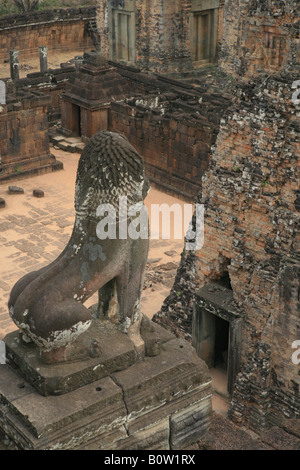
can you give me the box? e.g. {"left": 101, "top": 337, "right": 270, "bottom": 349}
{"left": 4, "top": 319, "right": 137, "bottom": 396}
{"left": 8, "top": 186, "right": 24, "bottom": 194}
{"left": 170, "top": 399, "right": 212, "bottom": 449}
{"left": 0, "top": 320, "right": 212, "bottom": 450}
{"left": 33, "top": 189, "right": 45, "bottom": 198}
{"left": 113, "top": 338, "right": 210, "bottom": 418}
{"left": 106, "top": 419, "right": 170, "bottom": 451}
{"left": 0, "top": 365, "right": 127, "bottom": 450}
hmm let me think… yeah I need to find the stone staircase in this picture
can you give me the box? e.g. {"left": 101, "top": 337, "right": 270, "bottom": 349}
{"left": 49, "top": 131, "right": 85, "bottom": 154}
{"left": 88, "top": 20, "right": 100, "bottom": 51}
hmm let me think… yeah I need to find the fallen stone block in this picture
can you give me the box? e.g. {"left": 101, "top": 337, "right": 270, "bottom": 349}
{"left": 33, "top": 189, "right": 45, "bottom": 198}
{"left": 8, "top": 186, "right": 24, "bottom": 194}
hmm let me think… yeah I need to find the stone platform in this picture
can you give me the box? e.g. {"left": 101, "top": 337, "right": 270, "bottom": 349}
{"left": 0, "top": 155, "right": 63, "bottom": 184}
{"left": 0, "top": 316, "right": 212, "bottom": 450}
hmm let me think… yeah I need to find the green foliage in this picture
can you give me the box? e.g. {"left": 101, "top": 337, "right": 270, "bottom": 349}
{"left": 0, "top": 0, "right": 96, "bottom": 17}
{"left": 0, "top": 0, "right": 18, "bottom": 16}
{"left": 13, "top": 0, "right": 39, "bottom": 13}
{"left": 36, "top": 0, "right": 61, "bottom": 10}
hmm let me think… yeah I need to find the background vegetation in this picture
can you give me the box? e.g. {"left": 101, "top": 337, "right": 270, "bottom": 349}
{"left": 0, "top": 0, "right": 96, "bottom": 17}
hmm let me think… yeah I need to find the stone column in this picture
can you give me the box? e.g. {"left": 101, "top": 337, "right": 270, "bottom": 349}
{"left": 39, "top": 46, "right": 48, "bottom": 73}
{"left": 9, "top": 50, "right": 19, "bottom": 81}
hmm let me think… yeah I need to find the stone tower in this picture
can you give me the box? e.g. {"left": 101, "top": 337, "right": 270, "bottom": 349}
{"left": 96, "top": 0, "right": 224, "bottom": 74}
{"left": 154, "top": 0, "right": 300, "bottom": 431}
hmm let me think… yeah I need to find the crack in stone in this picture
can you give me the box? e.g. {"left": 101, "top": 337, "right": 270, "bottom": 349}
{"left": 110, "top": 374, "right": 130, "bottom": 437}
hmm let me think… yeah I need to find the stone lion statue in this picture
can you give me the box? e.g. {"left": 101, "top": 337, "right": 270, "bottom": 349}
{"left": 8, "top": 131, "right": 150, "bottom": 363}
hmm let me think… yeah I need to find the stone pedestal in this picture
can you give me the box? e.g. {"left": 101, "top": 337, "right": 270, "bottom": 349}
{"left": 0, "top": 316, "right": 212, "bottom": 450}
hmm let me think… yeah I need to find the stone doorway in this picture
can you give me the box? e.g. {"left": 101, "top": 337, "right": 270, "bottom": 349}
{"left": 195, "top": 307, "right": 229, "bottom": 397}
{"left": 193, "top": 283, "right": 243, "bottom": 396}
{"left": 193, "top": 10, "right": 214, "bottom": 62}
{"left": 191, "top": 0, "right": 219, "bottom": 66}
{"left": 116, "top": 11, "right": 131, "bottom": 62}
{"left": 109, "top": 1, "right": 136, "bottom": 64}
{"left": 63, "top": 102, "right": 81, "bottom": 137}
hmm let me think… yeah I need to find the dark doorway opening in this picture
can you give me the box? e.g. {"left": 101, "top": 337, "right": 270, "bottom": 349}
{"left": 76, "top": 106, "right": 81, "bottom": 137}
{"left": 193, "top": 283, "right": 243, "bottom": 396}
{"left": 70, "top": 103, "right": 81, "bottom": 137}
{"left": 214, "top": 315, "right": 229, "bottom": 371}
{"left": 216, "top": 270, "right": 232, "bottom": 290}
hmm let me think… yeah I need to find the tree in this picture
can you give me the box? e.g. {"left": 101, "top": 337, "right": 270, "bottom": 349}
{"left": 13, "top": 0, "right": 39, "bottom": 12}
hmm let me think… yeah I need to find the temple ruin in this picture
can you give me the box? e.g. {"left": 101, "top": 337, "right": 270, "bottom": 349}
{"left": 0, "top": 0, "right": 299, "bottom": 451}
{"left": 97, "top": 0, "right": 224, "bottom": 74}
{"left": 154, "top": 0, "right": 300, "bottom": 435}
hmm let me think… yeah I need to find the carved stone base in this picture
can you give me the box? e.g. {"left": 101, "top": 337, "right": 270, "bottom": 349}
{"left": 0, "top": 318, "right": 212, "bottom": 450}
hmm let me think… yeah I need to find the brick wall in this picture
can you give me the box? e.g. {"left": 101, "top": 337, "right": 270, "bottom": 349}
{"left": 153, "top": 0, "right": 300, "bottom": 430}
{"left": 196, "top": 72, "right": 300, "bottom": 430}
{"left": 219, "top": 0, "right": 298, "bottom": 80}
{"left": 0, "top": 90, "right": 62, "bottom": 181}
{"left": 110, "top": 101, "right": 210, "bottom": 199}
{"left": 0, "top": 7, "right": 96, "bottom": 62}
{"left": 8, "top": 65, "right": 77, "bottom": 125}
{"left": 108, "top": 71, "right": 231, "bottom": 200}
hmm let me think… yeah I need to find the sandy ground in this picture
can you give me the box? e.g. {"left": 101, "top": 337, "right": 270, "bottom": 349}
{"left": 0, "top": 148, "right": 187, "bottom": 340}
{"left": 0, "top": 49, "right": 85, "bottom": 80}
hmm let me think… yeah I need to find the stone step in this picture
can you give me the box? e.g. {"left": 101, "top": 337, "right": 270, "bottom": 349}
{"left": 0, "top": 330, "right": 212, "bottom": 450}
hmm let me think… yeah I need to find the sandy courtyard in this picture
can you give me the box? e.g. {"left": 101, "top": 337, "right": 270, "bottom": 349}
{"left": 0, "top": 50, "right": 85, "bottom": 80}
{"left": 0, "top": 147, "right": 187, "bottom": 341}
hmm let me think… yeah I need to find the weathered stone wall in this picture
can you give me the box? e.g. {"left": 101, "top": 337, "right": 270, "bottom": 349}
{"left": 97, "top": 0, "right": 225, "bottom": 74}
{"left": 219, "top": 0, "right": 299, "bottom": 81}
{"left": 110, "top": 97, "right": 217, "bottom": 200}
{"left": 0, "top": 7, "right": 96, "bottom": 62}
{"left": 197, "top": 72, "right": 299, "bottom": 429}
{"left": 55, "top": 54, "right": 231, "bottom": 199}
{"left": 108, "top": 69, "right": 231, "bottom": 200}
{"left": 7, "top": 64, "right": 76, "bottom": 125}
{"left": 0, "top": 90, "right": 62, "bottom": 181}
{"left": 134, "top": 0, "right": 193, "bottom": 73}
{"left": 154, "top": 0, "right": 300, "bottom": 430}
